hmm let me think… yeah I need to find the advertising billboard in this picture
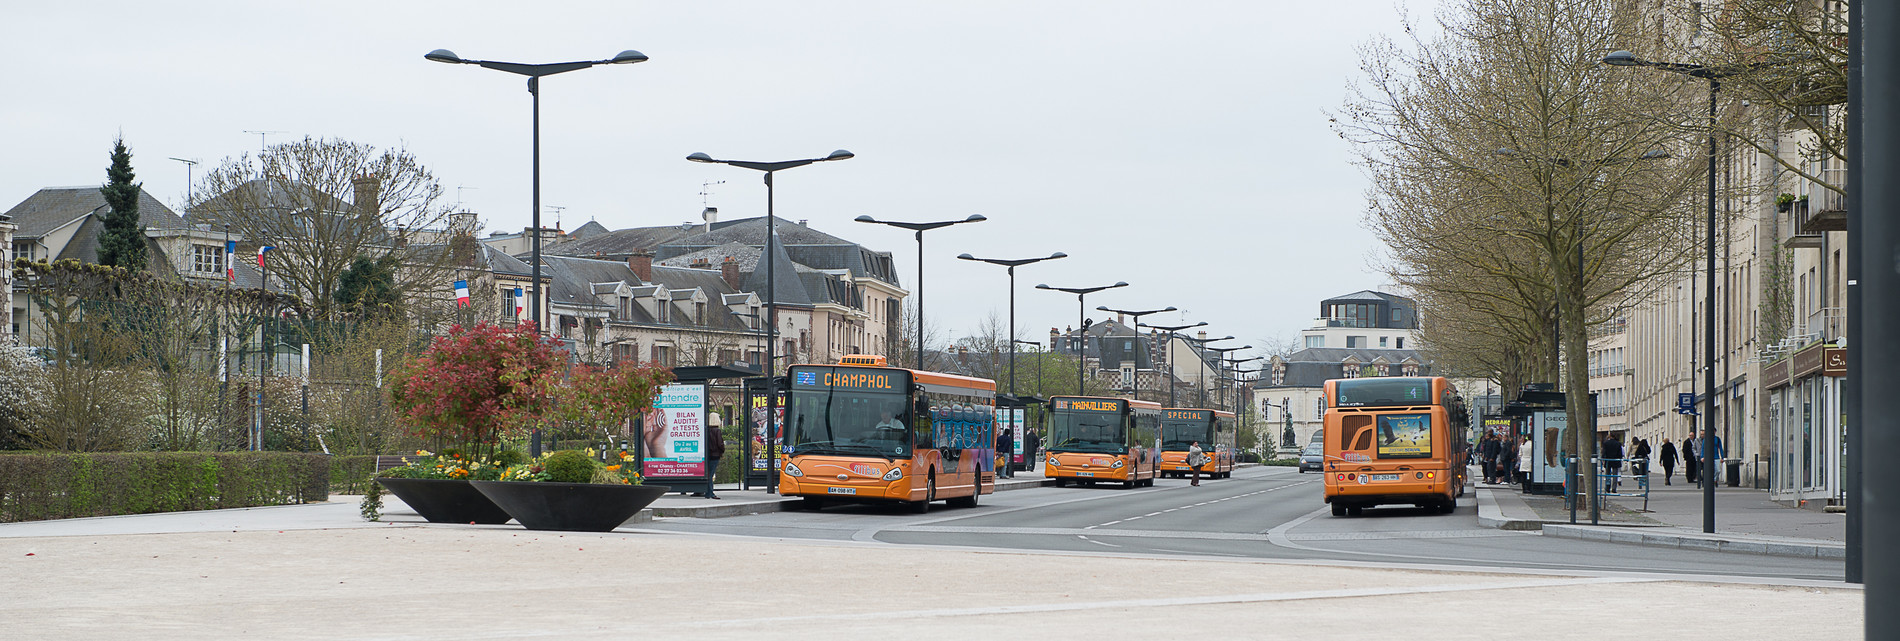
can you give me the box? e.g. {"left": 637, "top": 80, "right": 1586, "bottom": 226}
{"left": 643, "top": 383, "right": 707, "bottom": 478}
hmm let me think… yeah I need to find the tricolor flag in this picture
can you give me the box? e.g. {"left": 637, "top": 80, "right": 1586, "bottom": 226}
{"left": 454, "top": 279, "right": 470, "bottom": 307}
{"left": 257, "top": 245, "right": 275, "bottom": 269}
{"left": 225, "top": 240, "right": 238, "bottom": 281}
{"left": 513, "top": 287, "right": 524, "bottom": 317}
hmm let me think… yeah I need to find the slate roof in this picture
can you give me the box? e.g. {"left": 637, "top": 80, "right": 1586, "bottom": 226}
{"left": 567, "top": 220, "right": 609, "bottom": 240}
{"left": 534, "top": 255, "right": 755, "bottom": 333}
{"left": 742, "top": 237, "right": 813, "bottom": 307}
{"left": 1257, "top": 346, "right": 1432, "bottom": 389}
{"left": 3, "top": 186, "right": 186, "bottom": 239}
{"left": 539, "top": 223, "right": 702, "bottom": 259}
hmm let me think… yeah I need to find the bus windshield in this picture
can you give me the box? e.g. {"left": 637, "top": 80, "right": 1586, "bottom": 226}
{"left": 1160, "top": 420, "right": 1211, "bottom": 450}
{"left": 787, "top": 368, "right": 912, "bottom": 459}
{"left": 1049, "top": 409, "right": 1124, "bottom": 453}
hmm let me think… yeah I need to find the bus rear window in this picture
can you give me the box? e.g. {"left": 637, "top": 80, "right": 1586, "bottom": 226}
{"left": 1334, "top": 378, "right": 1433, "bottom": 407}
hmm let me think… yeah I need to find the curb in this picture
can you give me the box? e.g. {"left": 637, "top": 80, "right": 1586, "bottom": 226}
{"left": 1539, "top": 524, "right": 1845, "bottom": 559}
{"left": 640, "top": 475, "right": 1056, "bottom": 520}
{"left": 1475, "top": 488, "right": 1543, "bottom": 531}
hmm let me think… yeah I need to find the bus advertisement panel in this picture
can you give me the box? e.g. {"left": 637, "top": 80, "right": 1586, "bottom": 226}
{"left": 1376, "top": 414, "right": 1432, "bottom": 458}
{"left": 644, "top": 383, "right": 707, "bottom": 478}
{"left": 747, "top": 390, "right": 787, "bottom": 476}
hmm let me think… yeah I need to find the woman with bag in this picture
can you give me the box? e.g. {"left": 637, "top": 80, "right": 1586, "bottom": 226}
{"left": 1188, "top": 441, "right": 1208, "bottom": 487}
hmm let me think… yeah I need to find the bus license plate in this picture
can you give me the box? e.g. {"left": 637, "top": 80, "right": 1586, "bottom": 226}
{"left": 1369, "top": 474, "right": 1401, "bottom": 482}
{"left": 826, "top": 487, "right": 857, "bottom": 495}
{"left": 1077, "top": 472, "right": 1094, "bottom": 477}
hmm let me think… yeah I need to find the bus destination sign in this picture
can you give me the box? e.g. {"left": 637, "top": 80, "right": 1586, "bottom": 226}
{"left": 791, "top": 367, "right": 903, "bottom": 392}
{"left": 1163, "top": 410, "right": 1209, "bottom": 420}
{"left": 1056, "top": 399, "right": 1122, "bottom": 412}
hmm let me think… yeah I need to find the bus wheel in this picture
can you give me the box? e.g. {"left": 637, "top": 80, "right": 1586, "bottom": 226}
{"left": 1346, "top": 506, "right": 1364, "bottom": 516}
{"left": 800, "top": 497, "right": 825, "bottom": 511}
{"left": 909, "top": 474, "right": 935, "bottom": 514}
{"left": 950, "top": 484, "right": 979, "bottom": 508}
{"left": 1053, "top": 478, "right": 1068, "bottom": 488}
{"left": 1331, "top": 502, "right": 1346, "bottom": 517}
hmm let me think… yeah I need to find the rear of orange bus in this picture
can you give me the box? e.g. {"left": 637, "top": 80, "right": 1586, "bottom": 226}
{"left": 1321, "top": 377, "right": 1460, "bottom": 515}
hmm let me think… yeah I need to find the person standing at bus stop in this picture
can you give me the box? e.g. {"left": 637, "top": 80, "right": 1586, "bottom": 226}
{"left": 1026, "top": 429, "right": 1041, "bottom": 473}
{"left": 1187, "top": 440, "right": 1207, "bottom": 486}
{"left": 995, "top": 429, "right": 1014, "bottom": 479}
{"left": 701, "top": 427, "right": 726, "bottom": 500}
{"left": 1683, "top": 432, "right": 1701, "bottom": 487}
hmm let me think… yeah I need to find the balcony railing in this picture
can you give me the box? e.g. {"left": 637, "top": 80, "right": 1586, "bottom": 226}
{"left": 1589, "top": 365, "right": 1626, "bottom": 378}
{"left": 1596, "top": 403, "right": 1626, "bottom": 416}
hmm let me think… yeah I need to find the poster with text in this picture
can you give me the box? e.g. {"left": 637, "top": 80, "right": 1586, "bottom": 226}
{"left": 644, "top": 383, "right": 706, "bottom": 478}
{"left": 748, "top": 391, "right": 786, "bottom": 474}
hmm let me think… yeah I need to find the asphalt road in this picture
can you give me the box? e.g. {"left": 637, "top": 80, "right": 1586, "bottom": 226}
{"left": 636, "top": 465, "right": 1845, "bottom": 582}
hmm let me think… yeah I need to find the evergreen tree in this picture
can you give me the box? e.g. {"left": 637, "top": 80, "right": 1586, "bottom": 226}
{"left": 335, "top": 254, "right": 402, "bottom": 317}
{"left": 97, "top": 137, "right": 146, "bottom": 270}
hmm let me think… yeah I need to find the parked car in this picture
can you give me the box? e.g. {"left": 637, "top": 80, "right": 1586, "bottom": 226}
{"left": 1298, "top": 443, "right": 1324, "bottom": 473}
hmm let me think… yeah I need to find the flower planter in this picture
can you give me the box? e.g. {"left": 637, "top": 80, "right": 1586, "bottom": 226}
{"left": 376, "top": 477, "right": 515, "bottom": 525}
{"left": 470, "top": 481, "right": 671, "bottom": 532}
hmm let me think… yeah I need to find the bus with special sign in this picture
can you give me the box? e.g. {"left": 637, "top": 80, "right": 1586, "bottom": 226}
{"left": 1321, "top": 376, "right": 1470, "bottom": 516}
{"left": 778, "top": 355, "right": 996, "bottom": 513}
{"left": 1158, "top": 408, "right": 1237, "bottom": 479}
{"left": 1043, "top": 396, "right": 1162, "bottom": 489}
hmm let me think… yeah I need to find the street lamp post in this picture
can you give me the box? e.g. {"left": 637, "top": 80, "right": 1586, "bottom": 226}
{"left": 1035, "top": 282, "right": 1130, "bottom": 396}
{"left": 957, "top": 252, "right": 1068, "bottom": 397}
{"left": 427, "top": 48, "right": 649, "bottom": 335}
{"left": 688, "top": 150, "right": 854, "bottom": 494}
{"left": 857, "top": 214, "right": 988, "bottom": 369}
{"left": 1096, "top": 305, "right": 1177, "bottom": 402}
{"left": 1140, "top": 321, "right": 1207, "bottom": 406}
{"left": 1602, "top": 50, "right": 1794, "bottom": 534}
{"left": 1223, "top": 357, "right": 1262, "bottom": 415}
{"left": 1201, "top": 345, "right": 1248, "bottom": 409}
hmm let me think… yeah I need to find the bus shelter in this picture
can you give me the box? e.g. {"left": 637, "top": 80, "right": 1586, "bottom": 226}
{"left": 635, "top": 364, "right": 760, "bottom": 498}
{"left": 1502, "top": 385, "right": 1570, "bottom": 496}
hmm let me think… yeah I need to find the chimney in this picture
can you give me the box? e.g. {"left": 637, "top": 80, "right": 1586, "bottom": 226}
{"left": 449, "top": 211, "right": 477, "bottom": 236}
{"left": 798, "top": 219, "right": 808, "bottom": 227}
{"left": 1196, "top": 330, "right": 1207, "bottom": 341}
{"left": 628, "top": 250, "right": 653, "bottom": 281}
{"left": 351, "top": 174, "right": 380, "bottom": 217}
{"left": 721, "top": 256, "right": 741, "bottom": 289}
{"left": 702, "top": 206, "right": 718, "bottom": 232}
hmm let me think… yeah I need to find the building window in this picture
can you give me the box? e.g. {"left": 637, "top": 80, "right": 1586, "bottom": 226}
{"left": 1391, "top": 308, "right": 1401, "bottom": 324}
{"left": 190, "top": 244, "right": 225, "bottom": 275}
{"left": 1396, "top": 337, "right": 1404, "bottom": 349}
{"left": 653, "top": 344, "right": 674, "bottom": 366}
{"left": 695, "top": 301, "right": 706, "bottom": 324}
{"left": 1305, "top": 336, "right": 1324, "bottom": 348}
{"left": 1378, "top": 336, "right": 1388, "bottom": 348}
{"left": 657, "top": 302, "right": 670, "bottom": 323}
{"left": 1346, "top": 336, "right": 1365, "bottom": 349}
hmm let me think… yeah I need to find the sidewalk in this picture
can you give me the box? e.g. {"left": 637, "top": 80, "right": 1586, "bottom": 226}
{"left": 1475, "top": 470, "right": 1846, "bottom": 559}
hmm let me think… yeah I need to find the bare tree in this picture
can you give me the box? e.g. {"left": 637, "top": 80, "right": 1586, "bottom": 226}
{"left": 193, "top": 137, "right": 457, "bottom": 321}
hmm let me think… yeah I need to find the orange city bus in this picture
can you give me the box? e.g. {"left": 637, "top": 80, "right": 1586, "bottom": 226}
{"left": 1043, "top": 396, "right": 1161, "bottom": 489}
{"left": 1321, "top": 376, "right": 1470, "bottom": 516}
{"left": 777, "top": 355, "right": 996, "bottom": 513}
{"left": 1158, "top": 408, "right": 1237, "bottom": 479}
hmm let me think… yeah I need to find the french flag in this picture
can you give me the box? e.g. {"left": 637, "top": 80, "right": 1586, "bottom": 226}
{"left": 225, "top": 240, "right": 237, "bottom": 281}
{"left": 513, "top": 287, "right": 524, "bottom": 317}
{"left": 257, "top": 246, "right": 275, "bottom": 269}
{"left": 455, "top": 279, "right": 470, "bottom": 307}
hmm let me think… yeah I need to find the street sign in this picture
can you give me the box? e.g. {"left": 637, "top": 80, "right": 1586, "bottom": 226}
{"left": 1676, "top": 392, "right": 1698, "bottom": 415}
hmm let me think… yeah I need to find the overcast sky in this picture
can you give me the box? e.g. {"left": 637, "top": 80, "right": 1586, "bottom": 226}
{"left": 4, "top": 1, "right": 1437, "bottom": 360}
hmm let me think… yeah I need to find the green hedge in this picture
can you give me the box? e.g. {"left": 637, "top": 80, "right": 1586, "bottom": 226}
{"left": 0, "top": 452, "right": 330, "bottom": 523}
{"left": 328, "top": 455, "right": 382, "bottom": 495}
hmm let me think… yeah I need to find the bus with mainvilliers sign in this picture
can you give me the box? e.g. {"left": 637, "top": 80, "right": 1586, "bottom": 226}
{"left": 1044, "top": 396, "right": 1161, "bottom": 489}
{"left": 1158, "top": 408, "right": 1237, "bottom": 479}
{"left": 778, "top": 355, "right": 996, "bottom": 513}
{"left": 1321, "top": 376, "right": 1470, "bottom": 516}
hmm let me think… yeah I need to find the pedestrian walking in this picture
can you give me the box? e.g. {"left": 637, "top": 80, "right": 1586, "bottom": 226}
{"left": 1188, "top": 440, "right": 1208, "bottom": 486}
{"left": 702, "top": 429, "right": 726, "bottom": 499}
{"left": 1601, "top": 434, "right": 1625, "bottom": 493}
{"left": 995, "top": 429, "right": 1015, "bottom": 479}
{"left": 1027, "top": 429, "right": 1041, "bottom": 472}
{"left": 1703, "top": 428, "right": 1726, "bottom": 486}
{"left": 1479, "top": 433, "right": 1500, "bottom": 484}
{"left": 1684, "top": 432, "right": 1701, "bottom": 487}
{"left": 1658, "top": 438, "right": 1678, "bottom": 485}
{"left": 1516, "top": 435, "right": 1534, "bottom": 485}
{"left": 1630, "top": 438, "right": 1652, "bottom": 481}
{"left": 1497, "top": 436, "right": 1518, "bottom": 486}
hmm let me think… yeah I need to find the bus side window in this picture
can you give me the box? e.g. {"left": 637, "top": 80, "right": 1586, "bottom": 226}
{"left": 914, "top": 395, "right": 934, "bottom": 449}
{"left": 1341, "top": 414, "right": 1374, "bottom": 451}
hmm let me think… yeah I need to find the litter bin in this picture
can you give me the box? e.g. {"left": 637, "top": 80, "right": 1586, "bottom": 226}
{"left": 1725, "top": 459, "right": 1741, "bottom": 487}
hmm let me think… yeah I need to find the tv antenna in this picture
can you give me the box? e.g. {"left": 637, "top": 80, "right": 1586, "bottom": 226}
{"left": 242, "top": 130, "right": 286, "bottom": 152}
{"left": 168, "top": 157, "right": 200, "bottom": 205}
{"left": 700, "top": 180, "right": 725, "bottom": 206}
{"left": 545, "top": 205, "right": 566, "bottom": 230}
{"left": 454, "top": 185, "right": 478, "bottom": 211}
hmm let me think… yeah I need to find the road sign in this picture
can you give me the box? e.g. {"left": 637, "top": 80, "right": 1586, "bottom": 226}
{"left": 1676, "top": 392, "right": 1698, "bottom": 415}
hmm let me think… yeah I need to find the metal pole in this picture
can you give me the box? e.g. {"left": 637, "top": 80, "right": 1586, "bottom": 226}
{"left": 1076, "top": 294, "right": 1085, "bottom": 394}
{"left": 765, "top": 171, "right": 778, "bottom": 495}
{"left": 529, "top": 76, "right": 543, "bottom": 333}
{"left": 1703, "top": 78, "right": 1719, "bottom": 534}
{"left": 1008, "top": 266, "right": 1016, "bottom": 397}
{"left": 1862, "top": 0, "right": 1898, "bottom": 621}
{"left": 1845, "top": 0, "right": 1864, "bottom": 585}
{"left": 916, "top": 230, "right": 925, "bottom": 370}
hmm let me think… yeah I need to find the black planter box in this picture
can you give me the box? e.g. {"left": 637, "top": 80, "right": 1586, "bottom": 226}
{"left": 376, "top": 477, "right": 515, "bottom": 525}
{"left": 470, "top": 481, "right": 670, "bottom": 532}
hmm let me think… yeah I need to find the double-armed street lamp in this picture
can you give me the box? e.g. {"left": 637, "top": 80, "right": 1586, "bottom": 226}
{"left": 958, "top": 252, "right": 1068, "bottom": 397}
{"left": 1095, "top": 305, "right": 1177, "bottom": 401}
{"left": 426, "top": 48, "right": 649, "bottom": 334}
{"left": 1140, "top": 321, "right": 1207, "bottom": 406}
{"left": 1201, "top": 345, "right": 1250, "bottom": 408}
{"left": 689, "top": 149, "right": 855, "bottom": 494}
{"left": 856, "top": 214, "right": 988, "bottom": 369}
{"left": 1035, "top": 282, "right": 1130, "bottom": 395}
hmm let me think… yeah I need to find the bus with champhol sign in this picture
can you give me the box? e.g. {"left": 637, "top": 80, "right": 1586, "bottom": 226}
{"left": 1157, "top": 408, "right": 1237, "bottom": 479}
{"left": 778, "top": 355, "right": 996, "bottom": 513}
{"left": 1321, "top": 376, "right": 1470, "bottom": 516}
{"left": 1043, "top": 396, "right": 1161, "bottom": 488}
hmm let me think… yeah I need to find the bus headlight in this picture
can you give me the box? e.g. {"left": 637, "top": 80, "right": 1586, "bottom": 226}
{"left": 882, "top": 467, "right": 904, "bottom": 481}
{"left": 1048, "top": 457, "right": 1059, "bottom": 467}
{"left": 784, "top": 462, "right": 804, "bottom": 478}
{"left": 1112, "top": 459, "right": 1125, "bottom": 469}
